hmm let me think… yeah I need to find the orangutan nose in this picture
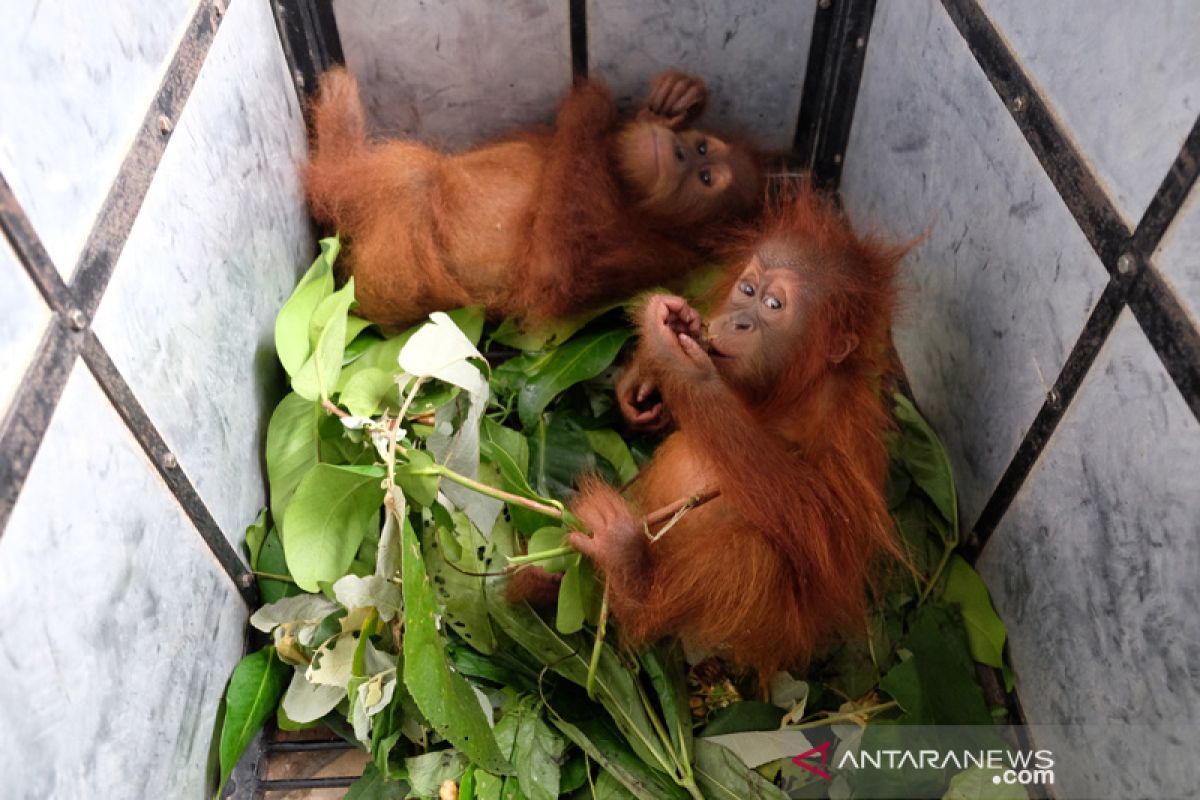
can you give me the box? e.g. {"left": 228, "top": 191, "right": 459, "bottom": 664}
{"left": 731, "top": 313, "right": 755, "bottom": 332}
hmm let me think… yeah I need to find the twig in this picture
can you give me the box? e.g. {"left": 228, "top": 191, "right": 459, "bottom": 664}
{"left": 644, "top": 488, "right": 721, "bottom": 529}
{"left": 790, "top": 700, "right": 898, "bottom": 731}
{"left": 585, "top": 589, "right": 610, "bottom": 699}
{"left": 252, "top": 570, "right": 296, "bottom": 583}
{"left": 322, "top": 398, "right": 347, "bottom": 417}
{"left": 507, "top": 546, "right": 574, "bottom": 566}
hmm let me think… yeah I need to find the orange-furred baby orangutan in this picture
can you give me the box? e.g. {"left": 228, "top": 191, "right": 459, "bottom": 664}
{"left": 566, "top": 185, "right": 909, "bottom": 683}
{"left": 304, "top": 68, "right": 763, "bottom": 328}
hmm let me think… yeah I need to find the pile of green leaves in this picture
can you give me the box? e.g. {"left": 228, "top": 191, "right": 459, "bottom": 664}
{"left": 215, "top": 240, "right": 1017, "bottom": 800}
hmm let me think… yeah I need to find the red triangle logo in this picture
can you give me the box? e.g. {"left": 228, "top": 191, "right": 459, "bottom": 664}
{"left": 791, "top": 740, "right": 833, "bottom": 780}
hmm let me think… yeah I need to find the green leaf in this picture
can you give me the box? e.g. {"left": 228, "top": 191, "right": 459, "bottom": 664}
{"left": 548, "top": 700, "right": 688, "bottom": 800}
{"left": 490, "top": 309, "right": 601, "bottom": 352}
{"left": 527, "top": 526, "right": 571, "bottom": 573}
{"left": 700, "top": 729, "right": 815, "bottom": 769}
{"left": 485, "top": 578, "right": 673, "bottom": 774}
{"left": 340, "top": 367, "right": 399, "bottom": 418}
{"left": 500, "top": 697, "right": 568, "bottom": 800}
{"left": 879, "top": 603, "right": 993, "bottom": 725}
{"left": 291, "top": 278, "right": 357, "bottom": 402}
{"left": 343, "top": 315, "right": 373, "bottom": 348}
{"left": 555, "top": 557, "right": 587, "bottom": 634}
{"left": 640, "top": 645, "right": 693, "bottom": 768}
{"left": 693, "top": 739, "right": 789, "bottom": 800}
{"left": 255, "top": 526, "right": 300, "bottom": 604}
{"left": 517, "top": 328, "right": 633, "bottom": 427}
{"left": 592, "top": 771, "right": 639, "bottom": 800}
{"left": 217, "top": 646, "right": 288, "bottom": 796}
{"left": 424, "top": 512, "right": 498, "bottom": 654}
{"left": 699, "top": 702, "right": 786, "bottom": 736}
{"left": 406, "top": 750, "right": 469, "bottom": 797}
{"left": 282, "top": 463, "right": 386, "bottom": 592}
{"left": 266, "top": 392, "right": 320, "bottom": 533}
{"left": 526, "top": 416, "right": 596, "bottom": 500}
{"left": 584, "top": 429, "right": 639, "bottom": 484}
{"left": 481, "top": 421, "right": 559, "bottom": 534}
{"left": 403, "top": 517, "right": 511, "bottom": 773}
{"left": 276, "top": 238, "right": 338, "bottom": 377}
{"left": 396, "top": 449, "right": 441, "bottom": 508}
{"left": 446, "top": 304, "right": 487, "bottom": 345}
{"left": 892, "top": 394, "right": 959, "bottom": 539}
{"left": 244, "top": 509, "right": 268, "bottom": 570}
{"left": 345, "top": 762, "right": 410, "bottom": 800}
{"left": 338, "top": 333, "right": 415, "bottom": 393}
{"left": 940, "top": 556, "right": 1007, "bottom": 669}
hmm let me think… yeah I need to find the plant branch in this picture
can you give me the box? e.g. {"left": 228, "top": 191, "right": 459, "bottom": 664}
{"left": 790, "top": 700, "right": 898, "bottom": 731}
{"left": 507, "top": 546, "right": 574, "bottom": 566}
{"left": 919, "top": 545, "right": 953, "bottom": 605}
{"left": 585, "top": 589, "right": 610, "bottom": 700}
{"left": 252, "top": 570, "right": 296, "bottom": 583}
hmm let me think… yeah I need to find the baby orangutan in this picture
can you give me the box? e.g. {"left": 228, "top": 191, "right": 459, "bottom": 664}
{"left": 566, "top": 185, "right": 909, "bottom": 683}
{"left": 304, "top": 68, "right": 763, "bottom": 328}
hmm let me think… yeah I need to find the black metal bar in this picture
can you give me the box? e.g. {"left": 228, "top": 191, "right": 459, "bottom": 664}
{"left": 569, "top": 0, "right": 589, "bottom": 80}
{"left": 0, "top": 173, "right": 72, "bottom": 312}
{"left": 0, "top": 320, "right": 81, "bottom": 535}
{"left": 264, "top": 740, "right": 356, "bottom": 753}
{"left": 965, "top": 277, "right": 1129, "bottom": 554}
{"left": 271, "top": 0, "right": 345, "bottom": 115}
{"left": 793, "top": 0, "right": 835, "bottom": 163}
{"left": 257, "top": 777, "right": 359, "bottom": 791}
{"left": 79, "top": 333, "right": 258, "bottom": 607}
{"left": 939, "top": 0, "right": 1200, "bottom": 555}
{"left": 1129, "top": 270, "right": 1200, "bottom": 423}
{"left": 1129, "top": 114, "right": 1200, "bottom": 254}
{"left": 791, "top": 0, "right": 877, "bottom": 189}
{"left": 70, "top": 0, "right": 226, "bottom": 318}
{"left": 940, "top": 0, "right": 1131, "bottom": 270}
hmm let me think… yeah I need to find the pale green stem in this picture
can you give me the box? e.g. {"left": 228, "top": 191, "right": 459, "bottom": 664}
{"left": 790, "top": 700, "right": 898, "bottom": 731}
{"left": 252, "top": 570, "right": 296, "bottom": 583}
{"left": 585, "top": 590, "right": 610, "bottom": 699}
{"left": 507, "top": 546, "right": 574, "bottom": 566}
{"left": 919, "top": 546, "right": 954, "bottom": 605}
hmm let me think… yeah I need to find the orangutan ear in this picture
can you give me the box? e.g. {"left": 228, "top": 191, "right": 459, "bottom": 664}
{"left": 828, "top": 334, "right": 859, "bottom": 364}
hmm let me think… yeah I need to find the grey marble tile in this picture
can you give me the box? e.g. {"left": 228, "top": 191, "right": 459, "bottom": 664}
{"left": 981, "top": 0, "right": 1200, "bottom": 225}
{"left": 0, "top": 363, "right": 246, "bottom": 800}
{"left": 1155, "top": 183, "right": 1200, "bottom": 327}
{"left": 92, "top": 0, "right": 312, "bottom": 546}
{"left": 334, "top": 0, "right": 572, "bottom": 150}
{"left": 977, "top": 311, "right": 1200, "bottom": 799}
{"left": 587, "top": 0, "right": 814, "bottom": 151}
{"left": 0, "top": 0, "right": 196, "bottom": 277}
{"left": 840, "top": 0, "right": 1108, "bottom": 526}
{"left": 0, "top": 237, "right": 50, "bottom": 417}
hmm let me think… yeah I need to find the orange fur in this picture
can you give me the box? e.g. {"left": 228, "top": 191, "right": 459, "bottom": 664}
{"left": 303, "top": 68, "right": 763, "bottom": 328}
{"left": 569, "top": 184, "right": 910, "bottom": 683}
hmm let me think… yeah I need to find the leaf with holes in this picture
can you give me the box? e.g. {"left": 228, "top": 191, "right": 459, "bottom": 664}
{"left": 403, "top": 516, "right": 510, "bottom": 773}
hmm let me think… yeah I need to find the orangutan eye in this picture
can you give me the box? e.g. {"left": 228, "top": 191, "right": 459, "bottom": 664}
{"left": 697, "top": 140, "right": 708, "bottom": 156}
{"left": 699, "top": 169, "right": 711, "bottom": 186}
{"left": 764, "top": 296, "right": 783, "bottom": 311}
{"left": 739, "top": 282, "right": 755, "bottom": 297}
